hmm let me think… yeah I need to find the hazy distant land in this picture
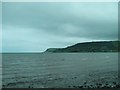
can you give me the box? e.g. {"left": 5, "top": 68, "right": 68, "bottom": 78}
{"left": 45, "top": 40, "right": 120, "bottom": 53}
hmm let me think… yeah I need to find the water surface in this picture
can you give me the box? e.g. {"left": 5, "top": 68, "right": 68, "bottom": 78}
{"left": 2, "top": 53, "right": 118, "bottom": 88}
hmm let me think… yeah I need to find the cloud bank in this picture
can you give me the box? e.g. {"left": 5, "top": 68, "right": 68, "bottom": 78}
{"left": 2, "top": 2, "right": 118, "bottom": 52}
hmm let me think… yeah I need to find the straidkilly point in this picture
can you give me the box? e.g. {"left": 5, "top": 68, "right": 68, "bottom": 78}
{"left": 45, "top": 40, "right": 120, "bottom": 53}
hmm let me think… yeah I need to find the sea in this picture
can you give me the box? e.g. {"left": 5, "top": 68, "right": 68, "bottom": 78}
{"left": 2, "top": 53, "right": 119, "bottom": 88}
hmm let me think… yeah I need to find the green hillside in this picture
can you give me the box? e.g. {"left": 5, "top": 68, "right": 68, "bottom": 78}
{"left": 45, "top": 41, "right": 120, "bottom": 52}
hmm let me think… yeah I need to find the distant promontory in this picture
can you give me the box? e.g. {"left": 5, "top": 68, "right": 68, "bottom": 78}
{"left": 45, "top": 41, "right": 120, "bottom": 52}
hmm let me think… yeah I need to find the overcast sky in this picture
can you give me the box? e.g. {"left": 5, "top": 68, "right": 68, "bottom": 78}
{"left": 2, "top": 2, "right": 118, "bottom": 52}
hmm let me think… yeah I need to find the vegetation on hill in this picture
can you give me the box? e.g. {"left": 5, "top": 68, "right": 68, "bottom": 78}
{"left": 45, "top": 41, "right": 120, "bottom": 52}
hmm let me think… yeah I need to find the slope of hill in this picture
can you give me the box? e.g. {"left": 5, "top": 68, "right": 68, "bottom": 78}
{"left": 45, "top": 41, "right": 120, "bottom": 52}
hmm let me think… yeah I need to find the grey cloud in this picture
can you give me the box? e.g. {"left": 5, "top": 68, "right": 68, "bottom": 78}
{"left": 2, "top": 2, "right": 118, "bottom": 52}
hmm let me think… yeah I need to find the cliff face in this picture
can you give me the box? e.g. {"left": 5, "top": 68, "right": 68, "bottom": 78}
{"left": 45, "top": 48, "right": 59, "bottom": 52}
{"left": 45, "top": 41, "right": 120, "bottom": 52}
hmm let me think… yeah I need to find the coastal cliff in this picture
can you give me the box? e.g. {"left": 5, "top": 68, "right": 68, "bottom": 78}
{"left": 45, "top": 41, "right": 120, "bottom": 52}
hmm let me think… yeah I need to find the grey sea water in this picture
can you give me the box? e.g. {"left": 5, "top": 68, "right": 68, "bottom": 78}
{"left": 2, "top": 53, "right": 118, "bottom": 88}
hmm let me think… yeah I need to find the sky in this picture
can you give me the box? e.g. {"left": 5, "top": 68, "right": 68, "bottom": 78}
{"left": 2, "top": 2, "right": 118, "bottom": 52}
